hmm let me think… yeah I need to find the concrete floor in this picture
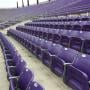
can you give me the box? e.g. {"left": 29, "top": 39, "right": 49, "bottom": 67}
{"left": 0, "top": 46, "right": 9, "bottom": 90}
{"left": 0, "top": 21, "right": 71, "bottom": 90}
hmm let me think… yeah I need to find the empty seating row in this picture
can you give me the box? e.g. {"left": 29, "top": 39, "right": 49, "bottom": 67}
{"left": 0, "top": 0, "right": 90, "bottom": 20}
{"left": 25, "top": 21, "right": 90, "bottom": 31}
{"left": 8, "top": 29, "right": 90, "bottom": 90}
{"left": 16, "top": 25, "right": 90, "bottom": 55}
{"left": 0, "top": 32, "right": 44, "bottom": 90}
{"left": 0, "top": 21, "right": 21, "bottom": 29}
{"left": 33, "top": 16, "right": 90, "bottom": 22}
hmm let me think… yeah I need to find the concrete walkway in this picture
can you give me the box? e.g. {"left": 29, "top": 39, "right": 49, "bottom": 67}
{"left": 0, "top": 46, "right": 9, "bottom": 90}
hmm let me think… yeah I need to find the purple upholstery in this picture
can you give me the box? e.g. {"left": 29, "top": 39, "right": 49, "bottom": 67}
{"left": 7, "top": 60, "right": 26, "bottom": 79}
{"left": 64, "top": 53, "right": 90, "bottom": 90}
{"left": 15, "top": 18, "right": 90, "bottom": 54}
{"left": 41, "top": 41, "right": 53, "bottom": 67}
{"left": 0, "top": 32, "right": 44, "bottom": 90}
{"left": 51, "top": 47, "right": 78, "bottom": 76}
{"left": 7, "top": 18, "right": 90, "bottom": 89}
{"left": 80, "top": 31, "right": 90, "bottom": 54}
{"left": 9, "top": 68, "right": 34, "bottom": 90}
{"left": 27, "top": 81, "right": 44, "bottom": 90}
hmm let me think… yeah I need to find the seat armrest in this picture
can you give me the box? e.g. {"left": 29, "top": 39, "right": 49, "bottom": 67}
{"left": 64, "top": 65, "right": 89, "bottom": 83}
{"left": 6, "top": 59, "right": 13, "bottom": 61}
{"left": 71, "top": 65, "right": 88, "bottom": 80}
{"left": 42, "top": 49, "right": 56, "bottom": 57}
{"left": 65, "top": 65, "right": 90, "bottom": 90}
{"left": 9, "top": 76, "right": 19, "bottom": 80}
{"left": 41, "top": 48, "right": 47, "bottom": 52}
{"left": 49, "top": 54, "right": 56, "bottom": 57}
{"left": 8, "top": 66, "right": 16, "bottom": 68}
{"left": 7, "top": 66, "right": 16, "bottom": 74}
{"left": 9, "top": 77, "right": 18, "bottom": 90}
{"left": 64, "top": 63, "right": 72, "bottom": 66}
{"left": 5, "top": 54, "right": 11, "bottom": 56}
{"left": 64, "top": 63, "right": 73, "bottom": 76}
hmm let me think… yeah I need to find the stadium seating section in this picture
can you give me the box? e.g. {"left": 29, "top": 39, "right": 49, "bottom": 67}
{"left": 0, "top": 32, "right": 44, "bottom": 90}
{"left": 0, "top": 0, "right": 90, "bottom": 90}
{"left": 6, "top": 15, "right": 90, "bottom": 90}
{"left": 0, "top": 0, "right": 90, "bottom": 23}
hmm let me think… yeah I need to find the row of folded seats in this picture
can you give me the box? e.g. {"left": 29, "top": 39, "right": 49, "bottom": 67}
{"left": 33, "top": 16, "right": 90, "bottom": 22}
{"left": 7, "top": 29, "right": 90, "bottom": 90}
{"left": 0, "top": 21, "right": 21, "bottom": 29}
{"left": 0, "top": 32, "right": 44, "bottom": 90}
{"left": 25, "top": 21, "right": 90, "bottom": 31}
{"left": 16, "top": 25, "right": 90, "bottom": 55}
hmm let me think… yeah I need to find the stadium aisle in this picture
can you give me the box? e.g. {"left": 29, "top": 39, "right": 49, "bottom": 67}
{"left": 0, "top": 45, "right": 9, "bottom": 90}
{"left": 6, "top": 35, "right": 71, "bottom": 90}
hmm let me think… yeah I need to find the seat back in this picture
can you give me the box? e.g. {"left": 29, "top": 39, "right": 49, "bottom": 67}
{"left": 82, "top": 21, "right": 90, "bottom": 31}
{"left": 40, "top": 40, "right": 48, "bottom": 49}
{"left": 70, "top": 37, "right": 82, "bottom": 51}
{"left": 80, "top": 31, "right": 90, "bottom": 40}
{"left": 79, "top": 31, "right": 90, "bottom": 54}
{"left": 82, "top": 40, "right": 90, "bottom": 55}
{"left": 46, "top": 41, "right": 53, "bottom": 53}
{"left": 52, "top": 44, "right": 63, "bottom": 55}
{"left": 67, "top": 30, "right": 80, "bottom": 38}
{"left": 57, "top": 48, "right": 78, "bottom": 63}
{"left": 42, "top": 28, "right": 48, "bottom": 39}
{"left": 73, "top": 53, "right": 90, "bottom": 80}
{"left": 27, "top": 82, "right": 44, "bottom": 90}
{"left": 16, "top": 60, "right": 26, "bottom": 75}
{"left": 60, "top": 35, "right": 70, "bottom": 47}
{"left": 18, "top": 68, "right": 34, "bottom": 90}
{"left": 13, "top": 52, "right": 21, "bottom": 64}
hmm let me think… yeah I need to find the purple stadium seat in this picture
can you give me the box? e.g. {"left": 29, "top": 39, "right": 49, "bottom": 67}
{"left": 7, "top": 60, "right": 26, "bottom": 79}
{"left": 9, "top": 68, "right": 34, "bottom": 90}
{"left": 5, "top": 52, "right": 21, "bottom": 67}
{"left": 41, "top": 41, "right": 53, "bottom": 67}
{"left": 35, "top": 27, "right": 39, "bottom": 37}
{"left": 38, "top": 27, "right": 43, "bottom": 38}
{"left": 67, "top": 30, "right": 82, "bottom": 51}
{"left": 53, "top": 29, "right": 60, "bottom": 44}
{"left": 60, "top": 30, "right": 69, "bottom": 47}
{"left": 47, "top": 28, "right": 55, "bottom": 41}
{"left": 27, "top": 81, "right": 44, "bottom": 90}
{"left": 35, "top": 39, "right": 45, "bottom": 59}
{"left": 83, "top": 40, "right": 90, "bottom": 55}
{"left": 82, "top": 21, "right": 90, "bottom": 31}
{"left": 42, "top": 28, "right": 48, "bottom": 40}
{"left": 51, "top": 47, "right": 78, "bottom": 76}
{"left": 64, "top": 53, "right": 90, "bottom": 90}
